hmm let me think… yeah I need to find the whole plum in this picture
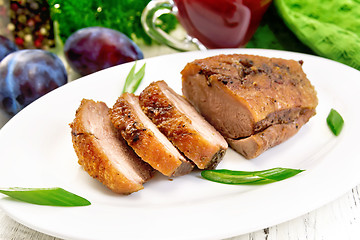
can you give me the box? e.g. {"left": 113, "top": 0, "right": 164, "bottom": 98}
{"left": 0, "top": 35, "right": 18, "bottom": 61}
{"left": 0, "top": 49, "right": 67, "bottom": 115}
{"left": 64, "top": 27, "right": 144, "bottom": 76}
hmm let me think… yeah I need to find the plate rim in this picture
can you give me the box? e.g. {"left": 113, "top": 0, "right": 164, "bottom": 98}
{"left": 0, "top": 48, "right": 360, "bottom": 240}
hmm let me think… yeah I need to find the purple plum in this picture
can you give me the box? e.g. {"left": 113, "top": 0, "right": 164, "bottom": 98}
{"left": 0, "top": 35, "right": 18, "bottom": 61}
{"left": 0, "top": 49, "right": 67, "bottom": 115}
{"left": 64, "top": 27, "right": 144, "bottom": 76}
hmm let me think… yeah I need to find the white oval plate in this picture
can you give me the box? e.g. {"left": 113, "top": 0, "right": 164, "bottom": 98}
{"left": 0, "top": 49, "right": 359, "bottom": 240}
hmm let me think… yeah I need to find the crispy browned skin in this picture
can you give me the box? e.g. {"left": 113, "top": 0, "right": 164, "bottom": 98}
{"left": 70, "top": 99, "right": 154, "bottom": 194}
{"left": 181, "top": 54, "right": 318, "bottom": 159}
{"left": 139, "top": 81, "right": 228, "bottom": 169}
{"left": 110, "top": 93, "right": 193, "bottom": 177}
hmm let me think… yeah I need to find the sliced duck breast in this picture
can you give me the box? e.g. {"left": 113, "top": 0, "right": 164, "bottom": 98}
{"left": 70, "top": 99, "right": 154, "bottom": 194}
{"left": 110, "top": 93, "right": 194, "bottom": 177}
{"left": 139, "top": 81, "right": 228, "bottom": 169}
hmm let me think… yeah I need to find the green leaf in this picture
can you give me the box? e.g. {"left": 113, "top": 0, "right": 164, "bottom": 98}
{"left": 327, "top": 108, "right": 344, "bottom": 136}
{"left": 0, "top": 187, "right": 91, "bottom": 207}
{"left": 122, "top": 62, "right": 146, "bottom": 94}
{"left": 201, "top": 167, "right": 304, "bottom": 185}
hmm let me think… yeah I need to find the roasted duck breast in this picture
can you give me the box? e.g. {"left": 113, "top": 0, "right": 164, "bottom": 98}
{"left": 181, "top": 54, "right": 318, "bottom": 159}
{"left": 70, "top": 99, "right": 154, "bottom": 194}
{"left": 110, "top": 93, "right": 193, "bottom": 177}
{"left": 139, "top": 81, "right": 228, "bottom": 169}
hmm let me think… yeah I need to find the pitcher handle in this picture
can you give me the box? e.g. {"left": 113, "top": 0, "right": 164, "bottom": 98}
{"left": 141, "top": 0, "right": 206, "bottom": 52}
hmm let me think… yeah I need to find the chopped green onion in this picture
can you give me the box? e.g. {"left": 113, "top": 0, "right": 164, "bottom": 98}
{"left": 326, "top": 108, "right": 344, "bottom": 136}
{"left": 0, "top": 187, "right": 91, "bottom": 207}
{"left": 122, "top": 62, "right": 146, "bottom": 93}
{"left": 201, "top": 167, "right": 304, "bottom": 185}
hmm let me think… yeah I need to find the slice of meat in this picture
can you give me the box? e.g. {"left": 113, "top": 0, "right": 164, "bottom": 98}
{"left": 181, "top": 54, "right": 318, "bottom": 158}
{"left": 139, "top": 80, "right": 228, "bottom": 169}
{"left": 70, "top": 99, "right": 154, "bottom": 194}
{"left": 109, "top": 93, "right": 193, "bottom": 177}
